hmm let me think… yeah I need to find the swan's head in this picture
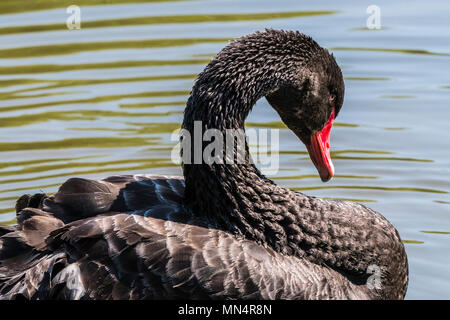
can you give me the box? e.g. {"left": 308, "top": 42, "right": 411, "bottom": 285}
{"left": 189, "top": 29, "right": 344, "bottom": 182}
{"left": 262, "top": 30, "right": 345, "bottom": 182}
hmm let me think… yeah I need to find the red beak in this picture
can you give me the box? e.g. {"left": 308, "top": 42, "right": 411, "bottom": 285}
{"left": 305, "top": 109, "right": 335, "bottom": 182}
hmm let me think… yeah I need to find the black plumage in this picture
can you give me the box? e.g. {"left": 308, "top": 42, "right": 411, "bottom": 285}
{"left": 0, "top": 30, "right": 408, "bottom": 300}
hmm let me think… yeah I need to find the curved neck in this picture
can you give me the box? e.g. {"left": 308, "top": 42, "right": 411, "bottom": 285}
{"left": 181, "top": 54, "right": 283, "bottom": 240}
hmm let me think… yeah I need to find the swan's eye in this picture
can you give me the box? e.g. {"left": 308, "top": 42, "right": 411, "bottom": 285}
{"left": 330, "top": 94, "right": 336, "bottom": 103}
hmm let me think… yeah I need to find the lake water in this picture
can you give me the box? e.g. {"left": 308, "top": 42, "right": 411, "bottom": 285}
{"left": 0, "top": 0, "right": 449, "bottom": 299}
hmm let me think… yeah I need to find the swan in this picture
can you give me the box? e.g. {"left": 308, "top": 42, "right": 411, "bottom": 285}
{"left": 0, "top": 29, "right": 408, "bottom": 300}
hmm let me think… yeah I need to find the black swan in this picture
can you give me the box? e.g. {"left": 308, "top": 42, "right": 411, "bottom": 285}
{"left": 0, "top": 29, "right": 408, "bottom": 300}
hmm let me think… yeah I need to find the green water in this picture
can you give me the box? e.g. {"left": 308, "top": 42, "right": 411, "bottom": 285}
{"left": 0, "top": 0, "right": 449, "bottom": 299}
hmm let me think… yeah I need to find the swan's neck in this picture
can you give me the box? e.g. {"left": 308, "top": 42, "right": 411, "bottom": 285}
{"left": 181, "top": 55, "right": 283, "bottom": 237}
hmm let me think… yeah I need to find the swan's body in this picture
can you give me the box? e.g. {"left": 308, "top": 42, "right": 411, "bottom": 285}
{"left": 0, "top": 30, "right": 408, "bottom": 300}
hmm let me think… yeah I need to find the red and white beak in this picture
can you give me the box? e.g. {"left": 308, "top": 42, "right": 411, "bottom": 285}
{"left": 305, "top": 109, "right": 335, "bottom": 182}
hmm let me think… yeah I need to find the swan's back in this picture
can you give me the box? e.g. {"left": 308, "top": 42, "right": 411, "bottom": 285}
{"left": 0, "top": 174, "right": 378, "bottom": 300}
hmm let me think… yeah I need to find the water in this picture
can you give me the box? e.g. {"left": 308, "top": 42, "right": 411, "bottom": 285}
{"left": 0, "top": 0, "right": 449, "bottom": 299}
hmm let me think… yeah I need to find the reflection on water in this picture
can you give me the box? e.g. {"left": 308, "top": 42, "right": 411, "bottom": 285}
{"left": 330, "top": 47, "right": 450, "bottom": 56}
{"left": 435, "top": 200, "right": 450, "bottom": 204}
{"left": 0, "top": 0, "right": 449, "bottom": 299}
{"left": 421, "top": 231, "right": 450, "bottom": 235}
{"left": 322, "top": 197, "right": 375, "bottom": 203}
{"left": 402, "top": 240, "right": 425, "bottom": 244}
{"left": 0, "top": 11, "right": 337, "bottom": 36}
{"left": 292, "top": 185, "right": 447, "bottom": 194}
{"left": 0, "top": 0, "right": 184, "bottom": 15}
{"left": 0, "top": 38, "right": 233, "bottom": 59}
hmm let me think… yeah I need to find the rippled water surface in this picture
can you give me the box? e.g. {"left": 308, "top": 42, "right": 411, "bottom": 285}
{"left": 0, "top": 0, "right": 449, "bottom": 299}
